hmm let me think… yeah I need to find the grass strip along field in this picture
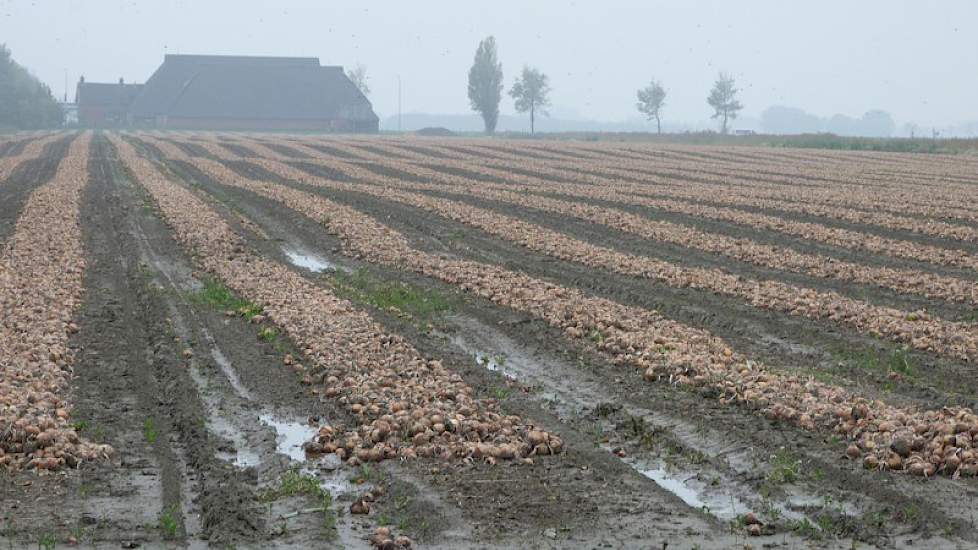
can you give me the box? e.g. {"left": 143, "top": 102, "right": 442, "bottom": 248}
{"left": 0, "top": 132, "right": 113, "bottom": 471}
{"left": 143, "top": 133, "right": 978, "bottom": 479}
{"left": 110, "top": 134, "right": 562, "bottom": 466}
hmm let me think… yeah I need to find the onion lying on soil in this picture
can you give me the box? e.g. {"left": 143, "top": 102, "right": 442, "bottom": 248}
{"left": 0, "top": 132, "right": 112, "bottom": 472}
{"left": 111, "top": 135, "right": 560, "bottom": 466}
{"left": 137, "top": 133, "right": 978, "bottom": 479}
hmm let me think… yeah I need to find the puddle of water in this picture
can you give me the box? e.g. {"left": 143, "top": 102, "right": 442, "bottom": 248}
{"left": 786, "top": 490, "right": 860, "bottom": 517}
{"left": 209, "top": 416, "right": 262, "bottom": 468}
{"left": 447, "top": 315, "right": 826, "bottom": 528}
{"left": 207, "top": 338, "right": 253, "bottom": 400}
{"left": 300, "top": 464, "right": 359, "bottom": 497}
{"left": 639, "top": 464, "right": 747, "bottom": 520}
{"left": 187, "top": 362, "right": 263, "bottom": 468}
{"left": 260, "top": 414, "right": 319, "bottom": 462}
{"left": 471, "top": 349, "right": 518, "bottom": 380}
{"left": 283, "top": 248, "right": 336, "bottom": 273}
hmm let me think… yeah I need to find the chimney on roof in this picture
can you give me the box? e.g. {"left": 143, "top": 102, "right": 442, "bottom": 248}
{"left": 79, "top": 75, "right": 85, "bottom": 84}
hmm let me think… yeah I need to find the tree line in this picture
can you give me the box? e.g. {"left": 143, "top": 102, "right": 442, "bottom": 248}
{"left": 0, "top": 45, "right": 63, "bottom": 130}
{"left": 467, "top": 36, "right": 744, "bottom": 135}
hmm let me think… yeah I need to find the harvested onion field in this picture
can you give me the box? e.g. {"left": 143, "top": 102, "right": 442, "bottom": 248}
{"left": 2, "top": 132, "right": 978, "bottom": 549}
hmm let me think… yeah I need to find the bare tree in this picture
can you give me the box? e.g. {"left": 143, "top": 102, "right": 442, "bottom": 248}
{"left": 347, "top": 64, "right": 370, "bottom": 96}
{"left": 707, "top": 72, "right": 743, "bottom": 134}
{"left": 467, "top": 36, "right": 504, "bottom": 134}
{"left": 636, "top": 79, "right": 666, "bottom": 134}
{"left": 509, "top": 66, "right": 551, "bottom": 134}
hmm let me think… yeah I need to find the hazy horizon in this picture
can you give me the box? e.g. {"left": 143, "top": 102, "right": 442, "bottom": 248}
{"left": 4, "top": 0, "right": 975, "bottom": 133}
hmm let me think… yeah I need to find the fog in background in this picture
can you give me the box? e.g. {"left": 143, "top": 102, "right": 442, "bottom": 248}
{"left": 3, "top": 0, "right": 976, "bottom": 135}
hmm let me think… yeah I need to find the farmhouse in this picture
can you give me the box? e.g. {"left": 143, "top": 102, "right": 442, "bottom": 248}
{"left": 76, "top": 54, "right": 379, "bottom": 132}
{"left": 129, "top": 54, "right": 378, "bottom": 132}
{"left": 75, "top": 77, "right": 143, "bottom": 127}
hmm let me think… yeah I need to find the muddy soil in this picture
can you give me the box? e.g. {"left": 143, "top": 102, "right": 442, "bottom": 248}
{"left": 212, "top": 155, "right": 978, "bottom": 413}
{"left": 11, "top": 133, "right": 977, "bottom": 549}
{"left": 0, "top": 136, "right": 30, "bottom": 157}
{"left": 414, "top": 186, "right": 977, "bottom": 322}
{"left": 146, "top": 145, "right": 773, "bottom": 549}
{"left": 406, "top": 155, "right": 978, "bottom": 281}
{"left": 144, "top": 135, "right": 978, "bottom": 549}
{"left": 4, "top": 134, "right": 372, "bottom": 548}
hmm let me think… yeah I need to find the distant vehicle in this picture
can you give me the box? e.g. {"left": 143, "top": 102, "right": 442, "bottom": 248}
{"left": 734, "top": 129, "right": 756, "bottom": 136}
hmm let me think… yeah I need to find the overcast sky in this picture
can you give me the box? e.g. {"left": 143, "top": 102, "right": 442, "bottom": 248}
{"left": 3, "top": 0, "right": 975, "bottom": 128}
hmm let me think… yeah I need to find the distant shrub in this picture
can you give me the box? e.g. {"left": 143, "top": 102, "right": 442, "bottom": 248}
{"left": 0, "top": 44, "right": 63, "bottom": 129}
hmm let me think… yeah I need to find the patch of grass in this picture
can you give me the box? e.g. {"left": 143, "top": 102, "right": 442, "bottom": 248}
{"left": 260, "top": 469, "right": 336, "bottom": 533}
{"left": 833, "top": 347, "right": 917, "bottom": 378}
{"left": 866, "top": 506, "right": 889, "bottom": 529}
{"left": 92, "top": 425, "right": 106, "bottom": 443}
{"left": 594, "top": 402, "right": 619, "bottom": 417}
{"left": 352, "top": 464, "right": 385, "bottom": 485}
{"left": 190, "top": 277, "right": 263, "bottom": 320}
{"left": 69, "top": 526, "right": 86, "bottom": 545}
{"left": 766, "top": 448, "right": 801, "bottom": 484}
{"left": 787, "top": 517, "right": 822, "bottom": 539}
{"left": 143, "top": 417, "right": 159, "bottom": 444}
{"left": 759, "top": 499, "right": 782, "bottom": 523}
{"left": 489, "top": 385, "right": 512, "bottom": 400}
{"left": 258, "top": 327, "right": 278, "bottom": 343}
{"left": 36, "top": 533, "right": 57, "bottom": 550}
{"left": 662, "top": 442, "right": 708, "bottom": 465}
{"left": 895, "top": 503, "right": 920, "bottom": 523}
{"left": 158, "top": 505, "right": 180, "bottom": 539}
{"left": 624, "top": 415, "right": 648, "bottom": 438}
{"left": 70, "top": 420, "right": 89, "bottom": 432}
{"left": 260, "top": 469, "right": 320, "bottom": 501}
{"left": 330, "top": 267, "right": 453, "bottom": 323}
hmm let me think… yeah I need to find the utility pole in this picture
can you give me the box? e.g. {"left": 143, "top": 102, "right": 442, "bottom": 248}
{"left": 397, "top": 75, "right": 402, "bottom": 133}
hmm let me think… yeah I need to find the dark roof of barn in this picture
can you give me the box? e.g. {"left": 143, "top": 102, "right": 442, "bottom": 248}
{"left": 76, "top": 82, "right": 143, "bottom": 108}
{"left": 130, "top": 54, "right": 377, "bottom": 122}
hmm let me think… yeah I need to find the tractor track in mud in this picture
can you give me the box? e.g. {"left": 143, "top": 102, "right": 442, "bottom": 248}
{"left": 143, "top": 136, "right": 978, "bottom": 549}
{"left": 7, "top": 132, "right": 978, "bottom": 549}
{"left": 146, "top": 145, "right": 766, "bottom": 549}
{"left": 0, "top": 135, "right": 74, "bottom": 246}
{"left": 201, "top": 155, "right": 978, "bottom": 413}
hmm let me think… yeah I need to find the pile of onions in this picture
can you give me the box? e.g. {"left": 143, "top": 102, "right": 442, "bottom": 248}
{"left": 112, "top": 135, "right": 561, "bottom": 465}
{"left": 209, "top": 140, "right": 978, "bottom": 364}
{"left": 0, "top": 132, "right": 113, "bottom": 472}
{"left": 142, "top": 132, "right": 978, "bottom": 478}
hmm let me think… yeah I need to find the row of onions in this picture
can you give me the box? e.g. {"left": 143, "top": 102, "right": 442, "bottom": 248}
{"left": 0, "top": 132, "right": 112, "bottom": 472}
{"left": 111, "top": 134, "right": 561, "bottom": 467}
{"left": 149, "top": 133, "right": 978, "bottom": 478}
